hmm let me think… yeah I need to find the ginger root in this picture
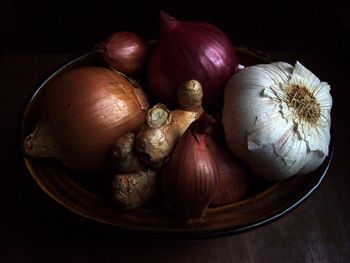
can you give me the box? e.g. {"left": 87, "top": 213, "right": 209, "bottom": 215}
{"left": 112, "top": 133, "right": 141, "bottom": 172}
{"left": 136, "top": 80, "right": 204, "bottom": 167}
{"left": 112, "top": 132, "right": 158, "bottom": 209}
{"left": 111, "top": 80, "right": 204, "bottom": 209}
{"left": 112, "top": 168, "right": 157, "bottom": 209}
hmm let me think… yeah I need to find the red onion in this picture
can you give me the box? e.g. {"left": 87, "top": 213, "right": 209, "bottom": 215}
{"left": 24, "top": 67, "right": 149, "bottom": 174}
{"left": 206, "top": 141, "right": 248, "bottom": 206}
{"left": 162, "top": 113, "right": 219, "bottom": 221}
{"left": 148, "top": 11, "right": 239, "bottom": 109}
{"left": 96, "top": 31, "right": 148, "bottom": 76}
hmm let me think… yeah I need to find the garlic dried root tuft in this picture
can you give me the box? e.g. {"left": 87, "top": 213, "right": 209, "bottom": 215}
{"left": 285, "top": 84, "right": 321, "bottom": 125}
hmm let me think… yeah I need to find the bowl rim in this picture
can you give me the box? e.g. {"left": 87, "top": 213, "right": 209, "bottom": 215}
{"left": 21, "top": 52, "right": 334, "bottom": 240}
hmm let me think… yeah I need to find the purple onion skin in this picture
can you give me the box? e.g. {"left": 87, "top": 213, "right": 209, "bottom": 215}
{"left": 162, "top": 113, "right": 219, "bottom": 221}
{"left": 99, "top": 31, "right": 148, "bottom": 76}
{"left": 148, "top": 12, "right": 239, "bottom": 110}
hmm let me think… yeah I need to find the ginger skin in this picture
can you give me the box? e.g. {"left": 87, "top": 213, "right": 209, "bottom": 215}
{"left": 136, "top": 80, "right": 204, "bottom": 168}
{"left": 112, "top": 168, "right": 157, "bottom": 209}
{"left": 112, "top": 133, "right": 158, "bottom": 209}
{"left": 112, "top": 133, "right": 141, "bottom": 172}
{"left": 112, "top": 80, "right": 204, "bottom": 209}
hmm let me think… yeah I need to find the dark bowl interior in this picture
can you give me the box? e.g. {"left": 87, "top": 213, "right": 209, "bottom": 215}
{"left": 21, "top": 50, "right": 333, "bottom": 240}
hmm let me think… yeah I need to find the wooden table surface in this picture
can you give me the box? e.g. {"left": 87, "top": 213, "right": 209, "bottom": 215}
{"left": 0, "top": 49, "right": 349, "bottom": 262}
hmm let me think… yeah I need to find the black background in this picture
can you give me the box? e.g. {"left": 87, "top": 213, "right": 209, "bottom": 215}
{"left": 1, "top": 0, "right": 349, "bottom": 55}
{"left": 1, "top": 0, "right": 350, "bottom": 262}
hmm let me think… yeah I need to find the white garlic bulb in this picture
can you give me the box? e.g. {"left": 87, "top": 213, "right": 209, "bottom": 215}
{"left": 222, "top": 61, "right": 332, "bottom": 180}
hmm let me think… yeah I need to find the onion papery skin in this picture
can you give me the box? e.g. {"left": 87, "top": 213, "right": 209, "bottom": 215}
{"left": 25, "top": 66, "right": 149, "bottom": 174}
{"left": 222, "top": 62, "right": 331, "bottom": 180}
{"left": 206, "top": 140, "right": 248, "bottom": 206}
{"left": 148, "top": 11, "right": 239, "bottom": 110}
{"left": 98, "top": 31, "right": 148, "bottom": 76}
{"left": 162, "top": 113, "right": 219, "bottom": 221}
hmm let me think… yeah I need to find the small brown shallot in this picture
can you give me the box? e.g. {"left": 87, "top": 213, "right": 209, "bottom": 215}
{"left": 95, "top": 31, "right": 148, "bottom": 76}
{"left": 136, "top": 80, "right": 204, "bottom": 167}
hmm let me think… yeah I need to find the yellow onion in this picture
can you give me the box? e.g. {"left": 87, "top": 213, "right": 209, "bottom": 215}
{"left": 24, "top": 66, "right": 149, "bottom": 174}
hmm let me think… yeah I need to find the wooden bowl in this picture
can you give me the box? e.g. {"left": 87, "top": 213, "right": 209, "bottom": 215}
{"left": 21, "top": 50, "right": 333, "bottom": 240}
